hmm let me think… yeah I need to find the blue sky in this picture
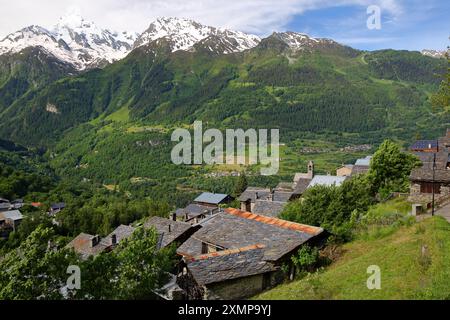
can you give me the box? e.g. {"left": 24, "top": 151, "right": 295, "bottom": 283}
{"left": 0, "top": 0, "right": 448, "bottom": 51}
{"left": 285, "top": 0, "right": 449, "bottom": 51}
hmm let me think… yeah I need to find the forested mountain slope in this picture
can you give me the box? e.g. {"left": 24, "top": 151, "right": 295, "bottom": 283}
{"left": 0, "top": 47, "right": 77, "bottom": 116}
{"left": 0, "top": 32, "right": 447, "bottom": 147}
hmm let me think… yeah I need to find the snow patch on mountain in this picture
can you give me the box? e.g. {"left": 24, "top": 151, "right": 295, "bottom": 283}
{"left": 421, "top": 49, "right": 447, "bottom": 59}
{"left": 134, "top": 17, "right": 261, "bottom": 54}
{"left": 0, "top": 13, "right": 137, "bottom": 70}
{"left": 272, "top": 31, "right": 337, "bottom": 50}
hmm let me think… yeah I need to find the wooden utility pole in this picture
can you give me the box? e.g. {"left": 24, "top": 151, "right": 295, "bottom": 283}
{"left": 432, "top": 152, "right": 436, "bottom": 216}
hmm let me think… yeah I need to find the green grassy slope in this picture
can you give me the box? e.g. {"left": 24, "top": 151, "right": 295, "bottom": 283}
{"left": 255, "top": 216, "right": 450, "bottom": 300}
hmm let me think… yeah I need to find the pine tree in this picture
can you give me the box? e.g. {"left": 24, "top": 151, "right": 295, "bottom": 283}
{"left": 234, "top": 173, "right": 248, "bottom": 196}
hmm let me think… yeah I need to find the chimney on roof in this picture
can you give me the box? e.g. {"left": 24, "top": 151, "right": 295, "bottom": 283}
{"left": 268, "top": 190, "right": 274, "bottom": 202}
{"left": 91, "top": 235, "right": 100, "bottom": 248}
{"left": 185, "top": 212, "right": 189, "bottom": 221}
{"left": 256, "top": 192, "right": 259, "bottom": 200}
{"left": 111, "top": 234, "right": 117, "bottom": 246}
{"left": 429, "top": 143, "right": 432, "bottom": 149}
{"left": 172, "top": 213, "right": 177, "bottom": 221}
{"left": 168, "top": 224, "right": 172, "bottom": 233}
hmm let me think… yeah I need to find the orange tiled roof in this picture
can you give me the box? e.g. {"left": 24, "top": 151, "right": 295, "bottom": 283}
{"left": 31, "top": 202, "right": 43, "bottom": 207}
{"left": 188, "top": 244, "right": 266, "bottom": 262}
{"left": 224, "top": 208, "right": 322, "bottom": 235}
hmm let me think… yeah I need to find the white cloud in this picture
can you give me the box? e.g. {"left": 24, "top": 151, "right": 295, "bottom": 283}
{"left": 0, "top": 0, "right": 403, "bottom": 38}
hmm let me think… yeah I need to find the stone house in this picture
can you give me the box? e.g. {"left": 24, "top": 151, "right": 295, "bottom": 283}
{"left": 410, "top": 151, "right": 450, "bottom": 196}
{"left": 238, "top": 160, "right": 350, "bottom": 217}
{"left": 66, "top": 217, "right": 198, "bottom": 260}
{"left": 50, "top": 202, "right": 66, "bottom": 215}
{"left": 410, "top": 140, "right": 439, "bottom": 153}
{"left": 410, "top": 129, "right": 450, "bottom": 197}
{"left": 174, "top": 203, "right": 219, "bottom": 224}
{"left": 337, "top": 164, "right": 353, "bottom": 177}
{"left": 0, "top": 198, "right": 11, "bottom": 212}
{"left": 178, "top": 244, "right": 279, "bottom": 300}
{"left": 237, "top": 162, "right": 315, "bottom": 214}
{"left": 176, "top": 208, "right": 324, "bottom": 300}
{"left": 193, "top": 193, "right": 232, "bottom": 208}
{"left": 337, "top": 156, "right": 372, "bottom": 177}
{"left": 252, "top": 200, "right": 287, "bottom": 218}
{"left": 238, "top": 187, "right": 294, "bottom": 213}
{"left": 66, "top": 224, "right": 135, "bottom": 260}
{"left": 0, "top": 210, "right": 23, "bottom": 231}
{"left": 144, "top": 216, "right": 200, "bottom": 249}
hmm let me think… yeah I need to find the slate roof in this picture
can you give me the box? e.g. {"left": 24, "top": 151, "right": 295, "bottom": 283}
{"left": 144, "top": 216, "right": 193, "bottom": 248}
{"left": 273, "top": 191, "right": 294, "bottom": 202}
{"left": 186, "top": 244, "right": 278, "bottom": 286}
{"left": 293, "top": 178, "right": 312, "bottom": 195}
{"left": 10, "top": 199, "right": 24, "bottom": 209}
{"left": 275, "top": 180, "right": 310, "bottom": 196}
{"left": 0, "top": 203, "right": 11, "bottom": 211}
{"left": 0, "top": 210, "right": 23, "bottom": 221}
{"left": 104, "top": 225, "right": 135, "bottom": 244}
{"left": 176, "top": 204, "right": 217, "bottom": 218}
{"left": 66, "top": 233, "right": 109, "bottom": 259}
{"left": 252, "top": 200, "right": 286, "bottom": 217}
{"left": 351, "top": 165, "right": 370, "bottom": 176}
{"left": 415, "top": 151, "right": 448, "bottom": 170}
{"left": 354, "top": 156, "right": 372, "bottom": 167}
{"left": 410, "top": 149, "right": 450, "bottom": 182}
{"left": 412, "top": 152, "right": 435, "bottom": 164}
{"left": 238, "top": 187, "right": 271, "bottom": 203}
{"left": 66, "top": 225, "right": 135, "bottom": 259}
{"left": 177, "top": 209, "right": 323, "bottom": 261}
{"left": 410, "top": 169, "right": 450, "bottom": 182}
{"left": 308, "top": 175, "right": 347, "bottom": 188}
{"left": 410, "top": 140, "right": 438, "bottom": 150}
{"left": 194, "top": 193, "right": 229, "bottom": 205}
{"left": 294, "top": 172, "right": 313, "bottom": 182}
{"left": 275, "top": 182, "right": 295, "bottom": 191}
{"left": 238, "top": 187, "right": 293, "bottom": 203}
{"left": 51, "top": 203, "right": 66, "bottom": 210}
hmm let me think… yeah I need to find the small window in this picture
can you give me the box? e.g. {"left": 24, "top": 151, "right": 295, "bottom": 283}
{"left": 201, "top": 242, "right": 208, "bottom": 254}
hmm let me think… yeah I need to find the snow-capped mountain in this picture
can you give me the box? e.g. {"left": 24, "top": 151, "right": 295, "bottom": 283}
{"left": 1, "top": 15, "right": 339, "bottom": 70}
{"left": 421, "top": 49, "right": 447, "bottom": 59}
{"left": 133, "top": 17, "right": 261, "bottom": 54}
{"left": 271, "top": 31, "right": 338, "bottom": 50}
{"left": 0, "top": 13, "right": 137, "bottom": 70}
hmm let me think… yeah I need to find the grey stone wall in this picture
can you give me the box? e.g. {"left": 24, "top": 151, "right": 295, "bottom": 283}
{"left": 203, "top": 270, "right": 286, "bottom": 300}
{"left": 441, "top": 186, "right": 450, "bottom": 196}
{"left": 205, "top": 274, "right": 265, "bottom": 300}
{"left": 410, "top": 183, "right": 421, "bottom": 195}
